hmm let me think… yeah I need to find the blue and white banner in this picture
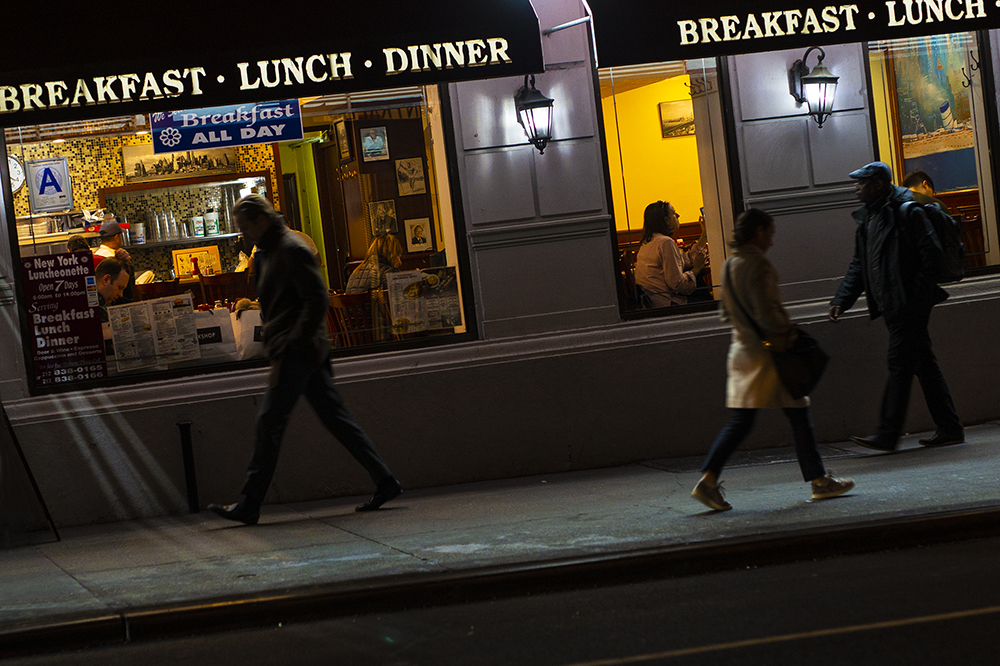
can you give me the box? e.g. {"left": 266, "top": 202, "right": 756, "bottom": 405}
{"left": 150, "top": 99, "right": 303, "bottom": 154}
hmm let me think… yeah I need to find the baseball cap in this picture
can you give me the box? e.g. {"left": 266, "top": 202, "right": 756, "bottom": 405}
{"left": 848, "top": 162, "right": 892, "bottom": 182}
{"left": 99, "top": 220, "right": 124, "bottom": 238}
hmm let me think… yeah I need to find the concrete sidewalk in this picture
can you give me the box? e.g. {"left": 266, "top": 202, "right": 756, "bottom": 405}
{"left": 3, "top": 422, "right": 1000, "bottom": 654}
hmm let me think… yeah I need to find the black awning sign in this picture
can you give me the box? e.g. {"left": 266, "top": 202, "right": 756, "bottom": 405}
{"left": 0, "top": 38, "right": 528, "bottom": 127}
{"left": 589, "top": 0, "right": 1000, "bottom": 67}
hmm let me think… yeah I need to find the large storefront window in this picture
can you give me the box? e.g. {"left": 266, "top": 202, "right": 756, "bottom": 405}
{"left": 869, "top": 31, "right": 1000, "bottom": 269}
{"left": 9, "top": 86, "right": 467, "bottom": 393}
{"left": 600, "top": 59, "right": 727, "bottom": 314}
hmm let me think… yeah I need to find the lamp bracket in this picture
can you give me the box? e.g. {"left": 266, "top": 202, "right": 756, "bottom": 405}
{"left": 788, "top": 46, "right": 828, "bottom": 105}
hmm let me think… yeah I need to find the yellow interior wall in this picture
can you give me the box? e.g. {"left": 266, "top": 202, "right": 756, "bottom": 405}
{"left": 278, "top": 133, "right": 329, "bottom": 288}
{"left": 602, "top": 75, "right": 704, "bottom": 232}
{"left": 869, "top": 55, "right": 900, "bottom": 178}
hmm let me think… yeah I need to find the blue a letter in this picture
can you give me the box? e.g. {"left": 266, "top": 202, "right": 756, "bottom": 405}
{"left": 37, "top": 168, "right": 62, "bottom": 195}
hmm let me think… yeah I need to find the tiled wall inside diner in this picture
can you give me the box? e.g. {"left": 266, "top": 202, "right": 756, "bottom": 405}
{"left": 104, "top": 182, "right": 256, "bottom": 234}
{"left": 9, "top": 134, "right": 278, "bottom": 219}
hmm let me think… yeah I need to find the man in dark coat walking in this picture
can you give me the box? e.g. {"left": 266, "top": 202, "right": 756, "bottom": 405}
{"left": 209, "top": 195, "right": 401, "bottom": 525}
{"left": 829, "top": 161, "right": 963, "bottom": 451}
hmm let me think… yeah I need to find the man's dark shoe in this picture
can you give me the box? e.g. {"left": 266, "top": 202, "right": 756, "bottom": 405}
{"left": 850, "top": 435, "right": 897, "bottom": 452}
{"left": 356, "top": 478, "right": 403, "bottom": 512}
{"left": 208, "top": 502, "right": 260, "bottom": 525}
{"left": 918, "top": 430, "right": 965, "bottom": 447}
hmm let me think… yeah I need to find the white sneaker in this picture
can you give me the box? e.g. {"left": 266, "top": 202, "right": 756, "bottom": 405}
{"left": 811, "top": 474, "right": 855, "bottom": 500}
{"left": 691, "top": 479, "right": 732, "bottom": 511}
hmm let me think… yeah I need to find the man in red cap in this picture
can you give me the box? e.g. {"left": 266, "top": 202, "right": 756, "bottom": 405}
{"left": 95, "top": 219, "right": 135, "bottom": 303}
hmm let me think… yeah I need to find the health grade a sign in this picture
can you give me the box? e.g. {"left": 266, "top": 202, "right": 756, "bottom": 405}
{"left": 150, "top": 99, "right": 303, "bottom": 154}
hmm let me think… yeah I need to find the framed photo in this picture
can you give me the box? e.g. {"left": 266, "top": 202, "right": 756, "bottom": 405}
{"left": 26, "top": 157, "right": 73, "bottom": 213}
{"left": 404, "top": 218, "right": 432, "bottom": 253}
{"left": 369, "top": 199, "right": 398, "bottom": 236}
{"left": 395, "top": 157, "right": 427, "bottom": 196}
{"left": 360, "top": 126, "right": 389, "bottom": 162}
{"left": 123, "top": 143, "right": 238, "bottom": 184}
{"left": 658, "top": 100, "right": 695, "bottom": 138}
{"left": 172, "top": 245, "right": 222, "bottom": 277}
{"left": 334, "top": 119, "right": 351, "bottom": 162}
{"left": 887, "top": 35, "right": 976, "bottom": 193}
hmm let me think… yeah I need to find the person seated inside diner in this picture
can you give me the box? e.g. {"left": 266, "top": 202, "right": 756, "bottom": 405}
{"left": 95, "top": 258, "right": 130, "bottom": 323}
{"left": 345, "top": 234, "right": 403, "bottom": 294}
{"left": 344, "top": 234, "right": 403, "bottom": 342}
{"left": 634, "top": 200, "right": 706, "bottom": 307}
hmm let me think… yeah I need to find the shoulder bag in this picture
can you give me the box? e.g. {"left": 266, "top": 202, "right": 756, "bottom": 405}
{"left": 724, "top": 261, "right": 829, "bottom": 400}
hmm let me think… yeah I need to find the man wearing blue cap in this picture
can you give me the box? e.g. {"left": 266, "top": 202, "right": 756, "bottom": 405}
{"left": 828, "top": 161, "right": 963, "bottom": 451}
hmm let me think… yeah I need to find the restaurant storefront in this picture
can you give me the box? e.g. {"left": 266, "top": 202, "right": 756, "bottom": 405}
{"left": 6, "top": 0, "right": 1000, "bottom": 528}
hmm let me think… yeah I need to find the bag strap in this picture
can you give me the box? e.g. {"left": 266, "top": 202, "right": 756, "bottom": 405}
{"left": 724, "top": 260, "right": 770, "bottom": 345}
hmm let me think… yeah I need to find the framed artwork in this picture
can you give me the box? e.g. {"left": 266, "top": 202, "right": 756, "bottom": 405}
{"left": 658, "top": 100, "right": 695, "bottom": 138}
{"left": 172, "top": 245, "right": 222, "bottom": 277}
{"left": 123, "top": 143, "right": 238, "bottom": 184}
{"left": 26, "top": 157, "right": 73, "bottom": 213}
{"left": 405, "top": 218, "right": 432, "bottom": 253}
{"left": 360, "top": 126, "right": 389, "bottom": 161}
{"left": 369, "top": 199, "right": 398, "bottom": 236}
{"left": 395, "top": 157, "right": 427, "bottom": 196}
{"left": 334, "top": 119, "right": 351, "bottom": 162}
{"left": 887, "top": 34, "right": 976, "bottom": 193}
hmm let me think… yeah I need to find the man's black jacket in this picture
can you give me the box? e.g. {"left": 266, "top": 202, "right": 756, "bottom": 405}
{"left": 252, "top": 223, "right": 330, "bottom": 364}
{"left": 831, "top": 184, "right": 948, "bottom": 320}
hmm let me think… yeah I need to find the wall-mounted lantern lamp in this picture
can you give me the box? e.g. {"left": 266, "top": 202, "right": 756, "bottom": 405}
{"left": 788, "top": 46, "right": 839, "bottom": 128}
{"left": 514, "top": 74, "right": 554, "bottom": 154}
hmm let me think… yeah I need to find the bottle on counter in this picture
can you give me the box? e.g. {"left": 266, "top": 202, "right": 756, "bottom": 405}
{"left": 191, "top": 256, "right": 200, "bottom": 277}
{"left": 205, "top": 209, "right": 220, "bottom": 235}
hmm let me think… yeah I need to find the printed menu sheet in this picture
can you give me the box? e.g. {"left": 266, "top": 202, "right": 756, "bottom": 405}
{"left": 108, "top": 294, "right": 200, "bottom": 372}
{"left": 386, "top": 267, "right": 460, "bottom": 333}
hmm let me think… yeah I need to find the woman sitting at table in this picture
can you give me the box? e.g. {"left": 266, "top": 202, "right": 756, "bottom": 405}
{"left": 346, "top": 234, "right": 403, "bottom": 294}
{"left": 634, "top": 200, "right": 706, "bottom": 308}
{"left": 345, "top": 234, "right": 403, "bottom": 342}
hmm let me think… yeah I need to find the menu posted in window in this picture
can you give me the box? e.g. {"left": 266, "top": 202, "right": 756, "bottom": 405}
{"left": 21, "top": 251, "right": 106, "bottom": 387}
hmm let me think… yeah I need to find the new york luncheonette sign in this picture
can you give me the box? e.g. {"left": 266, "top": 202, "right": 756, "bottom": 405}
{"left": 587, "top": 0, "right": 1000, "bottom": 67}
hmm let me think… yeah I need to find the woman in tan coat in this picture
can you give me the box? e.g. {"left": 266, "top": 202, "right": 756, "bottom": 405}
{"left": 691, "top": 209, "right": 854, "bottom": 511}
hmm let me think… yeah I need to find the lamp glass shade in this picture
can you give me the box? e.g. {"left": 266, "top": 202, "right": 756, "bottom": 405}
{"left": 514, "top": 79, "right": 554, "bottom": 153}
{"left": 801, "top": 62, "right": 838, "bottom": 126}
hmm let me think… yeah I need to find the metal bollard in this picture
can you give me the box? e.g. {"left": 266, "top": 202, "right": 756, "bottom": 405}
{"left": 176, "top": 421, "right": 199, "bottom": 514}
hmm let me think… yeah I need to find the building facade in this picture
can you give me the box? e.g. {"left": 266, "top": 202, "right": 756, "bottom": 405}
{"left": 3, "top": 0, "right": 1000, "bottom": 527}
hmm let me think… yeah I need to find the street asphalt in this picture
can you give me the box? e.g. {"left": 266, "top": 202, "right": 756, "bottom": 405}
{"left": 2, "top": 421, "right": 999, "bottom": 657}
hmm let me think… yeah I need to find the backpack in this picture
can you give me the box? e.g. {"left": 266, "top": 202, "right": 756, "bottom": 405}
{"left": 900, "top": 201, "right": 965, "bottom": 283}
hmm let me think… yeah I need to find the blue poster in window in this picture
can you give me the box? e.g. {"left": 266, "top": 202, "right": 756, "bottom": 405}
{"left": 150, "top": 100, "right": 303, "bottom": 154}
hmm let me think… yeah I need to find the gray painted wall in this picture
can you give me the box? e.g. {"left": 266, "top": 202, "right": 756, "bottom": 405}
{"left": 449, "top": 0, "right": 620, "bottom": 339}
{"left": 9, "top": 276, "right": 1000, "bottom": 527}
{"left": 728, "top": 45, "right": 874, "bottom": 301}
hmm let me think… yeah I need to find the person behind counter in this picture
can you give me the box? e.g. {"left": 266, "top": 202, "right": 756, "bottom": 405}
{"left": 95, "top": 220, "right": 136, "bottom": 303}
{"left": 95, "top": 258, "right": 130, "bottom": 323}
{"left": 67, "top": 234, "right": 90, "bottom": 253}
{"left": 634, "top": 201, "right": 706, "bottom": 307}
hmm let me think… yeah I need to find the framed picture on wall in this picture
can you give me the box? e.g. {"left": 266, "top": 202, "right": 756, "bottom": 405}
{"left": 123, "top": 143, "right": 238, "bottom": 184}
{"left": 361, "top": 126, "right": 389, "bottom": 162}
{"left": 334, "top": 119, "right": 351, "bottom": 162}
{"left": 395, "top": 157, "right": 427, "bottom": 196}
{"left": 369, "top": 199, "right": 398, "bottom": 236}
{"left": 404, "top": 218, "right": 432, "bottom": 253}
{"left": 658, "top": 100, "right": 695, "bottom": 138}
